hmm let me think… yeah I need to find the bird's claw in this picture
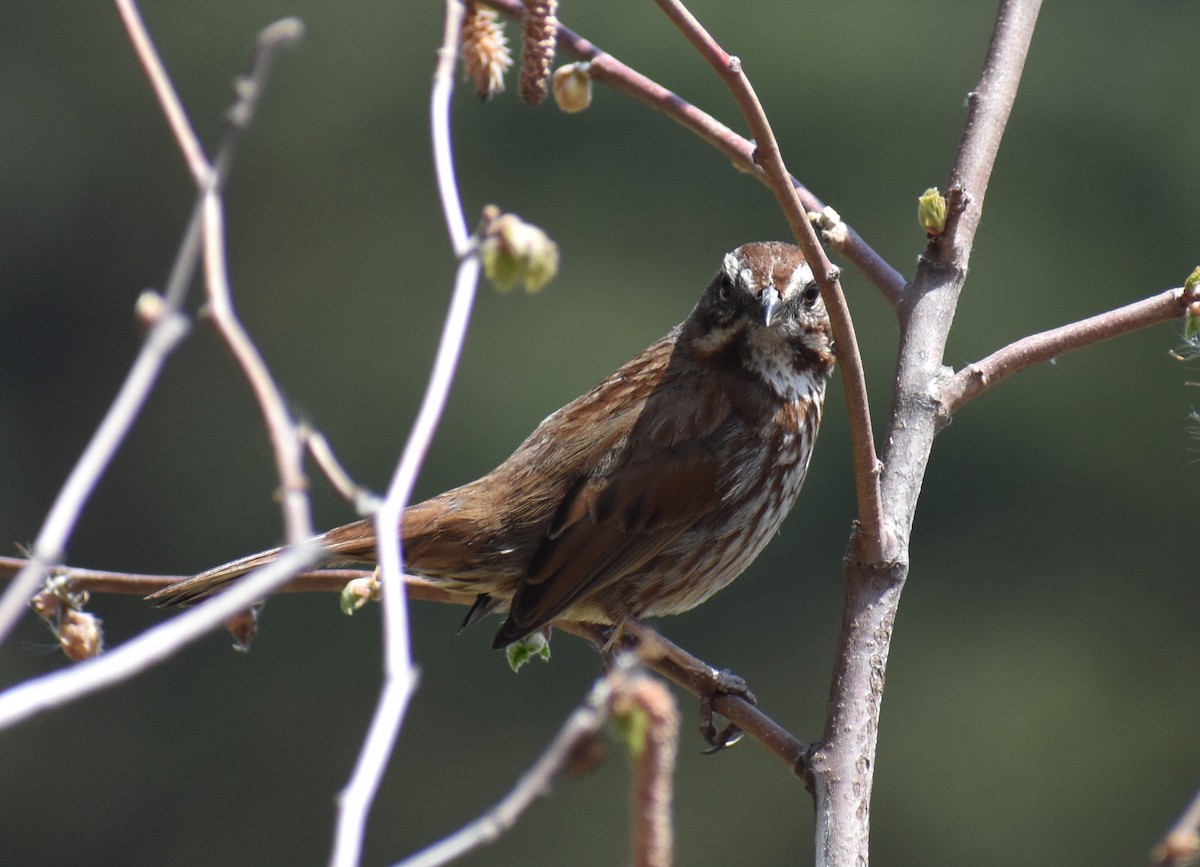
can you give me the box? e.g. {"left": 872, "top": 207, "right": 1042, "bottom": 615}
{"left": 698, "top": 668, "right": 756, "bottom": 753}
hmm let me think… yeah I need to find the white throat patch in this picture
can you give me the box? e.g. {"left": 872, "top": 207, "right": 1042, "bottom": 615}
{"left": 743, "top": 327, "right": 825, "bottom": 402}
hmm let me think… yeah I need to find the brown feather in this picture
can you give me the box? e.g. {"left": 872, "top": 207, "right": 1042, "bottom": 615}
{"left": 148, "top": 241, "right": 835, "bottom": 653}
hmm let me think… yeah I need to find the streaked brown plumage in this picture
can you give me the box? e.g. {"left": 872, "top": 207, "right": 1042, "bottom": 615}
{"left": 150, "top": 242, "right": 835, "bottom": 649}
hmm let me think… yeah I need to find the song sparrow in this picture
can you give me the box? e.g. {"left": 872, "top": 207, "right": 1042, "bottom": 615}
{"left": 150, "top": 242, "right": 835, "bottom": 650}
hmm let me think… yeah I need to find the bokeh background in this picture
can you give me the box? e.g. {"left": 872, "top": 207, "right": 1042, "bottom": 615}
{"left": 2, "top": 1, "right": 1199, "bottom": 865}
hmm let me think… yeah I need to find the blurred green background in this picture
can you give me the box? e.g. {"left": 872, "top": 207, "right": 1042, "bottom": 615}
{"left": 2, "top": 1, "right": 1199, "bottom": 864}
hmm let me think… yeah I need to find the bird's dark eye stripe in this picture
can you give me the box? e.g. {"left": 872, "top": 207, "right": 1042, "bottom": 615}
{"left": 802, "top": 283, "right": 820, "bottom": 305}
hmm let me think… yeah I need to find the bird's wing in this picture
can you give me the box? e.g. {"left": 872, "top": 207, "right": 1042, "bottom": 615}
{"left": 495, "top": 359, "right": 735, "bottom": 644}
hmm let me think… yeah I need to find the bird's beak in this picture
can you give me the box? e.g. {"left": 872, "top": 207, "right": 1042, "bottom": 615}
{"left": 761, "top": 285, "right": 782, "bottom": 327}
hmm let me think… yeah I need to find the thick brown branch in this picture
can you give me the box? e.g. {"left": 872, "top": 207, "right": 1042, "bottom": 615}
{"left": 479, "top": 0, "right": 906, "bottom": 305}
{"left": 941, "top": 287, "right": 1194, "bottom": 416}
{"left": 812, "top": 3, "right": 1044, "bottom": 866}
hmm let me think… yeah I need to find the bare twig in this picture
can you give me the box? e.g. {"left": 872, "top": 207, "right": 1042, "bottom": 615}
{"left": 300, "top": 424, "right": 380, "bottom": 513}
{"left": 0, "top": 545, "right": 319, "bottom": 730}
{"left": 1154, "top": 784, "right": 1200, "bottom": 867}
{"left": 0, "top": 557, "right": 474, "bottom": 607}
{"left": 395, "top": 663, "right": 673, "bottom": 867}
{"left": 564, "top": 621, "right": 809, "bottom": 775}
{"left": 0, "top": 557, "right": 190, "bottom": 595}
{"left": 478, "top": 0, "right": 906, "bottom": 305}
{"left": 0, "top": 12, "right": 313, "bottom": 725}
{"left": 940, "top": 286, "right": 1195, "bottom": 416}
{"left": 651, "top": 0, "right": 885, "bottom": 562}
{"left": 0, "top": 552, "right": 810, "bottom": 784}
{"left": 432, "top": 2, "right": 474, "bottom": 258}
{"left": 114, "top": 0, "right": 208, "bottom": 181}
{"left": 329, "top": 3, "right": 481, "bottom": 864}
{"left": 144, "top": 19, "right": 316, "bottom": 622}
{"left": 0, "top": 9, "right": 301, "bottom": 651}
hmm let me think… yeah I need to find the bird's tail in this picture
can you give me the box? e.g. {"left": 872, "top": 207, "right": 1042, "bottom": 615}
{"left": 146, "top": 518, "right": 378, "bottom": 608}
{"left": 146, "top": 545, "right": 291, "bottom": 607}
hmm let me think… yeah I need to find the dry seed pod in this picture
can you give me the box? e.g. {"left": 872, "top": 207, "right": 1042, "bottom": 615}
{"left": 519, "top": 0, "right": 558, "bottom": 106}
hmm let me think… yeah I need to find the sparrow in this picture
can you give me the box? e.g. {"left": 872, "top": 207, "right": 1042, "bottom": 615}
{"left": 150, "top": 241, "right": 835, "bottom": 653}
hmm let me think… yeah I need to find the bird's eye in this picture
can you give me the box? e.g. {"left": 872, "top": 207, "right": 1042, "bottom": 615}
{"left": 716, "top": 273, "right": 735, "bottom": 303}
{"left": 802, "top": 283, "right": 820, "bottom": 307}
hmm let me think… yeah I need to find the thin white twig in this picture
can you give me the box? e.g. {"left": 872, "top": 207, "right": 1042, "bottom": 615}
{"left": 0, "top": 545, "right": 321, "bottom": 730}
{"left": 1154, "top": 783, "right": 1200, "bottom": 866}
{"left": 0, "top": 10, "right": 301, "bottom": 650}
{"left": 395, "top": 673, "right": 618, "bottom": 867}
{"left": 0, "top": 311, "right": 190, "bottom": 645}
{"left": 432, "top": 0, "right": 472, "bottom": 254}
{"left": 329, "top": 2, "right": 479, "bottom": 865}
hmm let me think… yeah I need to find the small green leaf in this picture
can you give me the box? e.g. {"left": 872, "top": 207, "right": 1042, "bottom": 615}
{"left": 505, "top": 631, "right": 551, "bottom": 672}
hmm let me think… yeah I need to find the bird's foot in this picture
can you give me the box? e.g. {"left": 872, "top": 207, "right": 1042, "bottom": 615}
{"left": 698, "top": 669, "right": 756, "bottom": 753}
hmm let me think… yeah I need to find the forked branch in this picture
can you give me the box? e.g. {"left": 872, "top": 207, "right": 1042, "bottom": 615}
{"left": 813, "top": 3, "right": 1044, "bottom": 866}
{"left": 0, "top": 9, "right": 304, "bottom": 650}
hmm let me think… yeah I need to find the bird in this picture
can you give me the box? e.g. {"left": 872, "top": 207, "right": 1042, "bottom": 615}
{"left": 150, "top": 241, "right": 835, "bottom": 652}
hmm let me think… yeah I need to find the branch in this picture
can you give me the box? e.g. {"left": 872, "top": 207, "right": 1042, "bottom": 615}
{"left": 0, "top": 9, "right": 301, "bottom": 651}
{"left": 479, "top": 0, "right": 906, "bottom": 305}
{"left": 1154, "top": 784, "right": 1200, "bottom": 867}
{"left": 0, "top": 10, "right": 318, "bottom": 725}
{"left": 0, "top": 546, "right": 320, "bottom": 730}
{"left": 617, "top": 675, "right": 678, "bottom": 867}
{"left": 158, "top": 18, "right": 316, "bottom": 620}
{"left": 114, "top": 0, "right": 207, "bottom": 181}
{"left": 812, "top": 3, "right": 1044, "bottom": 866}
{"left": 0, "top": 554, "right": 810, "bottom": 779}
{"left": 940, "top": 2, "right": 1042, "bottom": 259}
{"left": 395, "top": 663, "right": 676, "bottom": 867}
{"left": 330, "top": 2, "right": 481, "bottom": 863}
{"left": 565, "top": 621, "right": 810, "bottom": 776}
{"left": 651, "top": 0, "right": 884, "bottom": 561}
{"left": 0, "top": 557, "right": 469, "bottom": 604}
{"left": 202, "top": 190, "right": 313, "bottom": 545}
{"left": 940, "top": 286, "right": 1194, "bottom": 416}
